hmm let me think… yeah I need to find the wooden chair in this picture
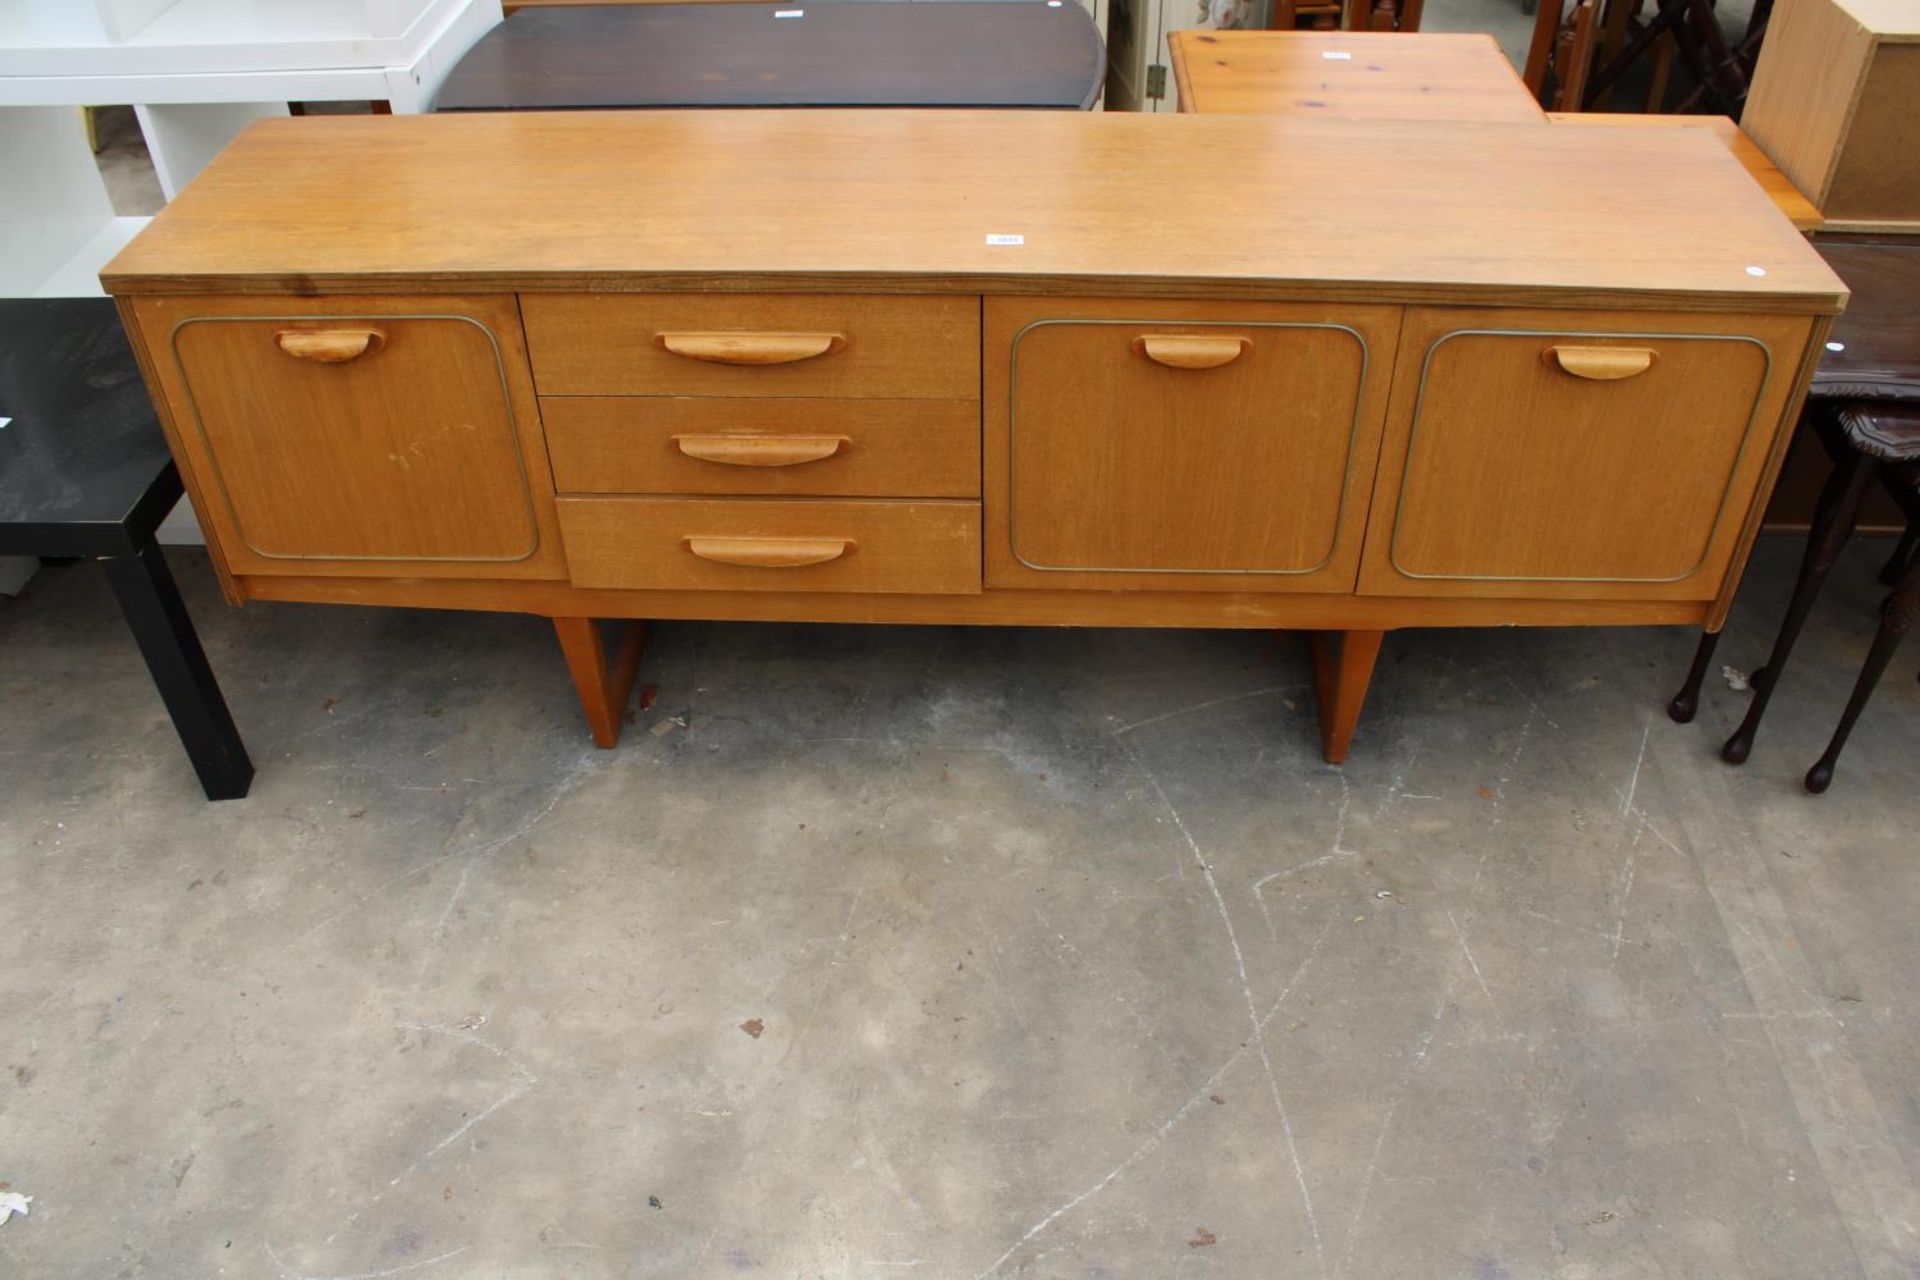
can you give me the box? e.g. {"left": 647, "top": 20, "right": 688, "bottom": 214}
{"left": 1524, "top": 0, "right": 1600, "bottom": 112}
{"left": 1270, "top": 0, "right": 1346, "bottom": 30}
{"left": 1345, "top": 0, "right": 1423, "bottom": 34}
{"left": 1670, "top": 402, "right": 1920, "bottom": 793}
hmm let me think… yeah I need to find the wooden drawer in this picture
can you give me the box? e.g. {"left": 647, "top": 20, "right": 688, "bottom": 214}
{"left": 126, "top": 293, "right": 566, "bottom": 580}
{"left": 521, "top": 294, "right": 979, "bottom": 398}
{"left": 543, "top": 397, "right": 980, "bottom": 497}
{"left": 983, "top": 297, "right": 1401, "bottom": 592}
{"left": 558, "top": 497, "right": 981, "bottom": 594}
{"left": 1358, "top": 307, "right": 1816, "bottom": 600}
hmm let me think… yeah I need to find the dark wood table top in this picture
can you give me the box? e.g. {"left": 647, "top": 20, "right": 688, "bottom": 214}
{"left": 434, "top": 1, "right": 1106, "bottom": 112}
{"left": 0, "top": 298, "right": 179, "bottom": 557}
{"left": 1811, "top": 235, "right": 1920, "bottom": 404}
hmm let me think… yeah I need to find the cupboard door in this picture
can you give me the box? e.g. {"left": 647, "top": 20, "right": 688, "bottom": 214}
{"left": 132, "top": 295, "right": 564, "bottom": 579}
{"left": 1358, "top": 308, "right": 1815, "bottom": 600}
{"left": 984, "top": 298, "right": 1400, "bottom": 592}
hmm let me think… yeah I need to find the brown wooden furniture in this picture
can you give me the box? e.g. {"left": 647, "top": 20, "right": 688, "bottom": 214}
{"left": 1549, "top": 0, "right": 1601, "bottom": 111}
{"left": 1671, "top": 233, "right": 1920, "bottom": 786}
{"left": 1743, "top": 0, "right": 1920, "bottom": 234}
{"left": 1525, "top": 0, "right": 1754, "bottom": 114}
{"left": 1269, "top": 0, "right": 1422, "bottom": 32}
{"left": 1170, "top": 31, "right": 1544, "bottom": 121}
{"left": 435, "top": 2, "right": 1105, "bottom": 112}
{"left": 1269, "top": 0, "right": 1348, "bottom": 31}
{"left": 1546, "top": 112, "right": 1824, "bottom": 231}
{"left": 101, "top": 110, "right": 1845, "bottom": 764}
{"left": 1676, "top": 402, "right": 1918, "bottom": 792}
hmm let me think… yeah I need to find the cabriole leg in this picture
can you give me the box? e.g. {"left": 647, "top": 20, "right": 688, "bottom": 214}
{"left": 1667, "top": 628, "right": 1720, "bottom": 723}
{"left": 1309, "top": 629, "right": 1385, "bottom": 765}
{"left": 553, "top": 617, "right": 647, "bottom": 748}
{"left": 1724, "top": 450, "right": 1876, "bottom": 765}
{"left": 1805, "top": 558, "right": 1920, "bottom": 793}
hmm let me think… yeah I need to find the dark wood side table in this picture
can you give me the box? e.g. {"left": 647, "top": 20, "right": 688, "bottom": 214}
{"left": 433, "top": 1, "right": 1106, "bottom": 112}
{"left": 1667, "top": 236, "right": 1920, "bottom": 790}
{"left": 0, "top": 298, "right": 252, "bottom": 801}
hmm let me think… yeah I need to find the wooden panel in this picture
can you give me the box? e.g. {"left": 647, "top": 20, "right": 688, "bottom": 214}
{"left": 100, "top": 112, "right": 1845, "bottom": 315}
{"left": 543, "top": 397, "right": 980, "bottom": 497}
{"left": 1821, "top": 44, "right": 1920, "bottom": 226}
{"left": 1743, "top": 0, "right": 1878, "bottom": 207}
{"left": 1170, "top": 31, "right": 1546, "bottom": 122}
{"left": 984, "top": 297, "right": 1399, "bottom": 592}
{"left": 128, "top": 293, "right": 566, "bottom": 580}
{"left": 558, "top": 497, "right": 981, "bottom": 594}
{"left": 521, "top": 293, "right": 978, "bottom": 398}
{"left": 240, "top": 569, "right": 1711, "bottom": 631}
{"left": 1359, "top": 307, "right": 1816, "bottom": 600}
{"left": 1546, "top": 113, "right": 1824, "bottom": 232}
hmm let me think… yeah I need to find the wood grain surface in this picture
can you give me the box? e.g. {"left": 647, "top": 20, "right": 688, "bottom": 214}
{"left": 1358, "top": 306, "right": 1815, "bottom": 601}
{"left": 1171, "top": 30, "right": 1545, "bottom": 122}
{"left": 102, "top": 110, "right": 1846, "bottom": 313}
{"left": 1546, "top": 112, "right": 1825, "bottom": 232}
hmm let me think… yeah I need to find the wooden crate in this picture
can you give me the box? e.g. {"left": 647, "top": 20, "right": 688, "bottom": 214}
{"left": 1743, "top": 0, "right": 1920, "bottom": 233}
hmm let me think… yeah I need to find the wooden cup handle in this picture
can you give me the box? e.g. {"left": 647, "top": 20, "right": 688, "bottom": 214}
{"left": 673, "top": 435, "right": 847, "bottom": 467}
{"left": 274, "top": 328, "right": 385, "bottom": 363}
{"left": 1133, "top": 334, "right": 1250, "bottom": 370}
{"left": 657, "top": 332, "right": 847, "bottom": 366}
{"left": 685, "top": 535, "right": 852, "bottom": 568}
{"left": 1544, "top": 346, "right": 1657, "bottom": 380}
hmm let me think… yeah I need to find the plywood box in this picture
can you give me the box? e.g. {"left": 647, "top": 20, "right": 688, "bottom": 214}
{"left": 1743, "top": 0, "right": 1920, "bottom": 232}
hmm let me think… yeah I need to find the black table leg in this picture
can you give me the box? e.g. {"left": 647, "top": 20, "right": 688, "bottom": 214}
{"left": 1667, "top": 628, "right": 1721, "bottom": 723}
{"left": 102, "top": 542, "right": 253, "bottom": 801}
{"left": 1805, "top": 559, "right": 1920, "bottom": 793}
{"left": 1881, "top": 518, "right": 1918, "bottom": 588}
{"left": 1723, "top": 448, "right": 1877, "bottom": 764}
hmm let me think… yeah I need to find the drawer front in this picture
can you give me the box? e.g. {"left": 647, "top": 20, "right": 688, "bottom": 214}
{"left": 522, "top": 294, "right": 979, "bottom": 398}
{"left": 543, "top": 397, "right": 980, "bottom": 497}
{"left": 984, "top": 297, "right": 1401, "bottom": 592}
{"left": 128, "top": 293, "right": 566, "bottom": 580}
{"left": 1358, "top": 307, "right": 1816, "bottom": 600}
{"left": 558, "top": 497, "right": 981, "bottom": 594}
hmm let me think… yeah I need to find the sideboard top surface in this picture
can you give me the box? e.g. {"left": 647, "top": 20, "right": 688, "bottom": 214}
{"left": 102, "top": 109, "right": 1846, "bottom": 312}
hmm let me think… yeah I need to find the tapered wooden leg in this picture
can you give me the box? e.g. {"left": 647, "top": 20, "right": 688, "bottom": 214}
{"left": 1805, "top": 561, "right": 1919, "bottom": 793}
{"left": 1723, "top": 450, "right": 1876, "bottom": 765}
{"left": 1667, "top": 628, "right": 1721, "bottom": 724}
{"left": 1880, "top": 519, "right": 1919, "bottom": 588}
{"left": 1309, "top": 629, "right": 1385, "bottom": 765}
{"left": 553, "top": 617, "right": 647, "bottom": 748}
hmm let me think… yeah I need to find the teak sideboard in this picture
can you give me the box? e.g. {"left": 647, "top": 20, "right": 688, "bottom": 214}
{"left": 101, "top": 111, "right": 1847, "bottom": 762}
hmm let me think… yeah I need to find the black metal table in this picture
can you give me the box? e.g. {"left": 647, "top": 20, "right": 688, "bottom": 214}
{"left": 0, "top": 298, "right": 252, "bottom": 801}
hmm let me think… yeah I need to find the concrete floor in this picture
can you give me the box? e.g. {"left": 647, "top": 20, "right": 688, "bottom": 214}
{"left": 1, "top": 535, "right": 1917, "bottom": 1278}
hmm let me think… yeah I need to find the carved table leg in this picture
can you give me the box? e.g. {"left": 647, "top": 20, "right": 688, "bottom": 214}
{"left": 553, "top": 617, "right": 647, "bottom": 748}
{"left": 1309, "top": 629, "right": 1385, "bottom": 765}
{"left": 1723, "top": 450, "right": 1876, "bottom": 764}
{"left": 1805, "top": 557, "right": 1920, "bottom": 793}
{"left": 1881, "top": 518, "right": 1918, "bottom": 588}
{"left": 1667, "top": 628, "right": 1721, "bottom": 724}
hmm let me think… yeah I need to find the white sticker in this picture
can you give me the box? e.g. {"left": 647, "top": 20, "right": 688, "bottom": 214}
{"left": 985, "top": 233, "right": 1025, "bottom": 246}
{"left": 1745, "top": 265, "right": 1767, "bottom": 277}
{"left": 1322, "top": 50, "right": 1352, "bottom": 59}
{"left": 1826, "top": 341, "right": 1846, "bottom": 352}
{"left": 0, "top": 417, "right": 11, "bottom": 430}
{"left": 774, "top": 8, "right": 803, "bottom": 15}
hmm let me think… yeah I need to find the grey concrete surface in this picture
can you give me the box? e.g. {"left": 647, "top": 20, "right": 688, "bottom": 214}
{"left": 1, "top": 536, "right": 1916, "bottom": 1279}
